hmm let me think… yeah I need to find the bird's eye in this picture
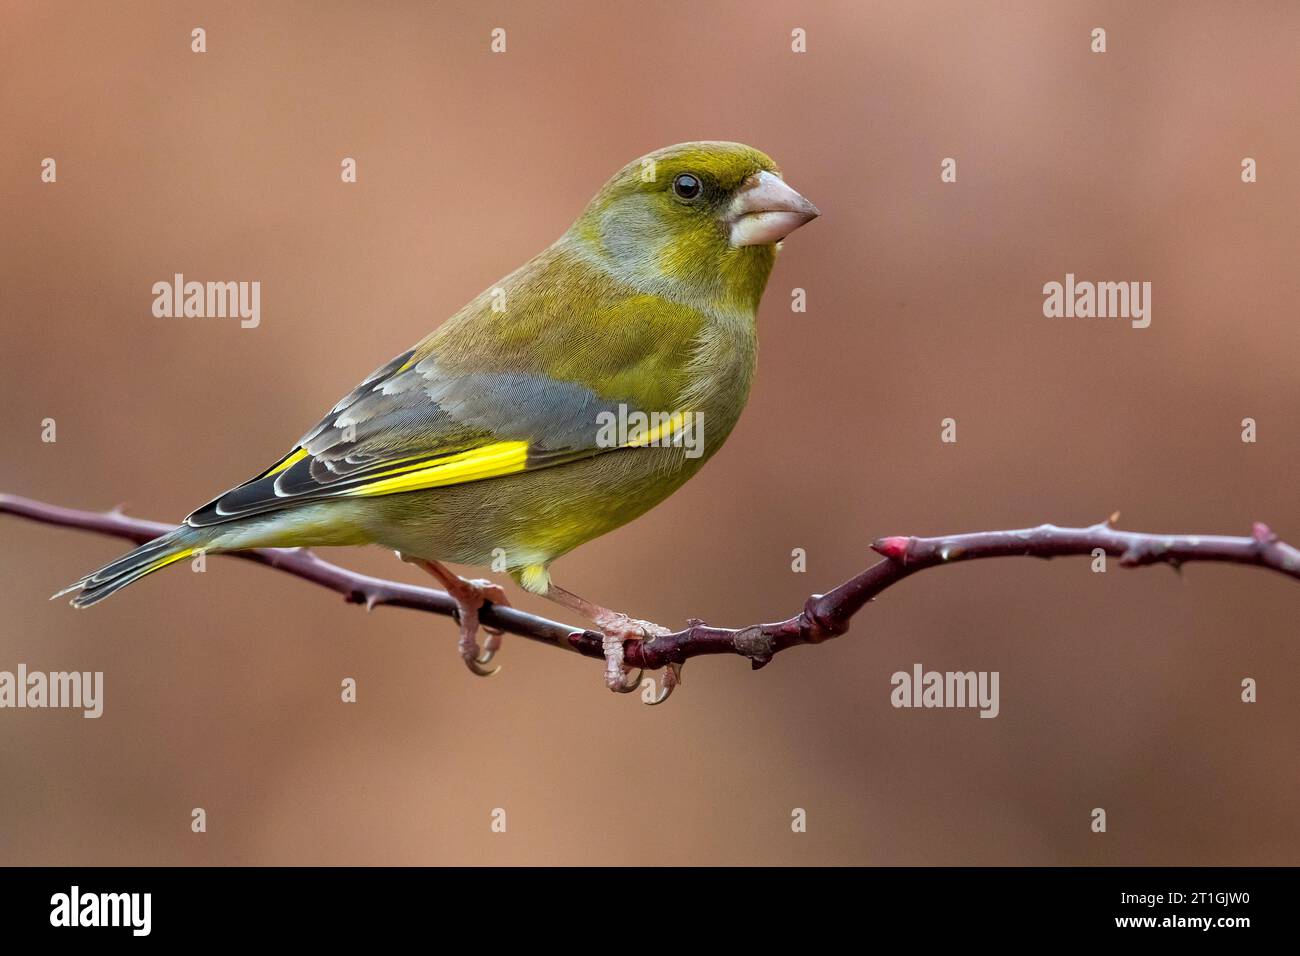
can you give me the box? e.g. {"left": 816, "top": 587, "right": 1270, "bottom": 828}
{"left": 672, "top": 173, "right": 702, "bottom": 201}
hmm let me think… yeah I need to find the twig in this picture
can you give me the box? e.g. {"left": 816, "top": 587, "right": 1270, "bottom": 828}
{"left": 3, "top": 494, "right": 1297, "bottom": 696}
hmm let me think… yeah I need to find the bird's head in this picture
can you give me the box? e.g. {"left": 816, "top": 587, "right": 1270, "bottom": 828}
{"left": 568, "top": 141, "right": 819, "bottom": 315}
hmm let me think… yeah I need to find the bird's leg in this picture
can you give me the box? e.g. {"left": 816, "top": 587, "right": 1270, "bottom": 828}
{"left": 401, "top": 555, "right": 509, "bottom": 677}
{"left": 541, "top": 583, "right": 670, "bottom": 694}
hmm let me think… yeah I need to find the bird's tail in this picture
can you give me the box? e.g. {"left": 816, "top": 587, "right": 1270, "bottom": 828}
{"left": 54, "top": 526, "right": 207, "bottom": 608}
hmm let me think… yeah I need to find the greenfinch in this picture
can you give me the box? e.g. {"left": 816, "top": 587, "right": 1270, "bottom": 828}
{"left": 58, "top": 141, "right": 820, "bottom": 692}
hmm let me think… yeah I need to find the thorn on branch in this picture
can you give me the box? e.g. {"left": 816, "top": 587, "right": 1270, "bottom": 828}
{"left": 1119, "top": 539, "right": 1171, "bottom": 568}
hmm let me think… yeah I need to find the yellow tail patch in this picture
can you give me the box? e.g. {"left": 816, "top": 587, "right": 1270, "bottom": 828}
{"left": 143, "top": 547, "right": 195, "bottom": 574}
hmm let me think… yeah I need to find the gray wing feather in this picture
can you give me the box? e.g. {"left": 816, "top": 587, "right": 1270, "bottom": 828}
{"left": 186, "top": 351, "right": 634, "bottom": 527}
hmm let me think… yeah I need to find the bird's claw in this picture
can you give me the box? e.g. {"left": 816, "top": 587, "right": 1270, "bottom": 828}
{"left": 644, "top": 661, "right": 684, "bottom": 706}
{"left": 454, "top": 599, "right": 502, "bottom": 677}
{"left": 439, "top": 576, "right": 508, "bottom": 679}
{"left": 476, "top": 628, "right": 504, "bottom": 665}
{"left": 462, "top": 649, "right": 501, "bottom": 677}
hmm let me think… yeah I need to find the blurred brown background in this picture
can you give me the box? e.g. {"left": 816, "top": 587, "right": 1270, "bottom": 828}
{"left": 1, "top": 0, "right": 1297, "bottom": 866}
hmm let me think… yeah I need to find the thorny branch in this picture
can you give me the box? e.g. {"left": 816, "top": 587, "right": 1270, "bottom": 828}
{"left": 3, "top": 494, "right": 1297, "bottom": 703}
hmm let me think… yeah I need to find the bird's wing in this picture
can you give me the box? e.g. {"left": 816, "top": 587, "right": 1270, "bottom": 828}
{"left": 184, "top": 347, "right": 689, "bottom": 528}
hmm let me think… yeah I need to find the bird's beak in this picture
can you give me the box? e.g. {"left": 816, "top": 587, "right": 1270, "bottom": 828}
{"left": 727, "top": 171, "right": 820, "bottom": 247}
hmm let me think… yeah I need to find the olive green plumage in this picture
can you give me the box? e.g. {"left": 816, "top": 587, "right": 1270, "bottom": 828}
{"left": 59, "top": 141, "right": 818, "bottom": 607}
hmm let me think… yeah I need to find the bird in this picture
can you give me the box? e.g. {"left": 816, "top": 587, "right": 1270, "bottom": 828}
{"left": 56, "top": 141, "right": 819, "bottom": 699}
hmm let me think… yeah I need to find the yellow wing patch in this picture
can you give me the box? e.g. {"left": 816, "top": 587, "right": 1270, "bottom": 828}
{"left": 261, "top": 447, "right": 309, "bottom": 478}
{"left": 342, "top": 441, "right": 530, "bottom": 497}
{"left": 255, "top": 412, "right": 684, "bottom": 504}
{"left": 338, "top": 413, "right": 686, "bottom": 498}
{"left": 620, "top": 410, "right": 690, "bottom": 448}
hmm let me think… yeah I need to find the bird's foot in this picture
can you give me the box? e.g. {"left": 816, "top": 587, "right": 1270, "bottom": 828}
{"left": 445, "top": 576, "right": 510, "bottom": 677}
{"left": 592, "top": 611, "right": 670, "bottom": 695}
{"left": 401, "top": 554, "right": 510, "bottom": 677}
